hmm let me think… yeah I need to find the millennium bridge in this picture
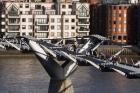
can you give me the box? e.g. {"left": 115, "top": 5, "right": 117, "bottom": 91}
{"left": 0, "top": 35, "right": 140, "bottom": 93}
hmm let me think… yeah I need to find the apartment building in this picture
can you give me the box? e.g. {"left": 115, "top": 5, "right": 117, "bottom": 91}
{"left": 75, "top": 3, "right": 90, "bottom": 36}
{"left": 0, "top": 0, "right": 89, "bottom": 39}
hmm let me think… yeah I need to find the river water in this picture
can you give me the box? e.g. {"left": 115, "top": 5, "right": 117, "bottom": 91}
{"left": 0, "top": 55, "right": 140, "bottom": 93}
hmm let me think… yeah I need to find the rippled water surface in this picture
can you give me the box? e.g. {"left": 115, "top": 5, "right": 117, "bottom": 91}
{"left": 0, "top": 56, "right": 140, "bottom": 93}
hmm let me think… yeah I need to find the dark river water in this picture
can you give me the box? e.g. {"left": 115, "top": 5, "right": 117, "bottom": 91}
{"left": 0, "top": 55, "right": 140, "bottom": 93}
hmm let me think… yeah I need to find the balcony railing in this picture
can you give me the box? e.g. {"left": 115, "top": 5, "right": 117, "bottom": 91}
{"left": 78, "top": 22, "right": 89, "bottom": 25}
{"left": 8, "top": 15, "right": 20, "bottom": 18}
{"left": 79, "top": 28, "right": 89, "bottom": 31}
{"left": 8, "top": 29, "right": 20, "bottom": 32}
{"left": 8, "top": 22, "right": 20, "bottom": 25}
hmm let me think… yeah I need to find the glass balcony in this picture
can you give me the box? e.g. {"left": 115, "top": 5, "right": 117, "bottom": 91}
{"left": 78, "top": 19, "right": 89, "bottom": 25}
{"left": 8, "top": 25, "right": 20, "bottom": 32}
{"left": 79, "top": 27, "right": 89, "bottom": 32}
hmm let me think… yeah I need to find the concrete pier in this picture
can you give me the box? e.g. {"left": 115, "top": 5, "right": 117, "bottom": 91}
{"left": 49, "top": 78, "right": 74, "bottom": 93}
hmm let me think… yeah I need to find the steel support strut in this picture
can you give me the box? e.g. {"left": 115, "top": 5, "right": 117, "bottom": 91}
{"left": 26, "top": 39, "right": 77, "bottom": 93}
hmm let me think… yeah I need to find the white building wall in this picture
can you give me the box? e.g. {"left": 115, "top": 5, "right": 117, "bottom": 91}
{"left": 60, "top": 3, "right": 72, "bottom": 15}
{"left": 129, "top": 0, "right": 139, "bottom": 3}
{"left": 49, "top": 15, "right": 62, "bottom": 39}
{"left": 20, "top": 15, "right": 33, "bottom": 36}
{"left": 1, "top": 1, "right": 90, "bottom": 38}
{"left": 63, "top": 15, "right": 76, "bottom": 38}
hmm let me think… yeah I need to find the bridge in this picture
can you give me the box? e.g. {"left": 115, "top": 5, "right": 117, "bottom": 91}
{"left": 0, "top": 35, "right": 140, "bottom": 93}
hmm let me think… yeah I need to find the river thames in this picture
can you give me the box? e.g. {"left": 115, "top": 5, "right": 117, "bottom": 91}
{"left": 0, "top": 55, "right": 140, "bottom": 93}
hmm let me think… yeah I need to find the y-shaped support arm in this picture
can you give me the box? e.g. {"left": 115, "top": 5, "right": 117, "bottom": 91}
{"left": 27, "top": 39, "right": 78, "bottom": 93}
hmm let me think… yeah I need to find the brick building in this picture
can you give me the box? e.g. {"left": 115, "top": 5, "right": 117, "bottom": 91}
{"left": 90, "top": 4, "right": 132, "bottom": 44}
{"left": 107, "top": 4, "right": 131, "bottom": 43}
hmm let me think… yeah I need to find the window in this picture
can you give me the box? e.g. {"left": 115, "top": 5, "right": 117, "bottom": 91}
{"left": 71, "top": 19, "right": 75, "bottom": 22}
{"left": 25, "top": 11, "right": 29, "bottom": 14}
{"left": 124, "top": 20, "right": 126, "bottom": 24}
{"left": 71, "top": 32, "right": 75, "bottom": 36}
{"left": 65, "top": 25, "right": 69, "bottom": 30}
{"left": 38, "top": 26, "right": 48, "bottom": 31}
{"left": 34, "top": 11, "right": 42, "bottom": 15}
{"left": 114, "top": 21, "right": 116, "bottom": 24}
{"left": 118, "top": 28, "right": 121, "bottom": 32}
{"left": 65, "top": 32, "right": 69, "bottom": 37}
{"left": 22, "top": 25, "right": 26, "bottom": 29}
{"left": 35, "top": 5, "right": 41, "bottom": 9}
{"left": 20, "top": 4, "right": 23, "bottom": 8}
{"left": 113, "top": 28, "right": 116, "bottom": 32}
{"left": 29, "top": 33, "right": 32, "bottom": 36}
{"left": 119, "top": 14, "right": 121, "bottom": 17}
{"left": 62, "top": 5, "right": 66, "bottom": 8}
{"left": 124, "top": 14, "right": 127, "bottom": 17}
{"left": 51, "top": 18, "right": 55, "bottom": 22}
{"left": 8, "top": 5, "right": 18, "bottom": 16}
{"left": 20, "top": 11, "right": 22, "bottom": 14}
{"left": 22, "top": 33, "right": 26, "bottom": 36}
{"left": 113, "top": 36, "right": 116, "bottom": 40}
{"left": 57, "top": 18, "right": 61, "bottom": 23}
{"left": 9, "top": 25, "right": 19, "bottom": 31}
{"left": 51, "top": 32, "right": 54, "bottom": 37}
{"left": 9, "top": 18, "right": 17, "bottom": 24}
{"left": 65, "top": 19, "right": 69, "bottom": 22}
{"left": 79, "top": 6, "right": 87, "bottom": 17}
{"left": 35, "top": 33, "right": 48, "bottom": 38}
{"left": 62, "top": 12, "right": 66, "bottom": 15}
{"left": 28, "top": 25, "right": 32, "bottom": 29}
{"left": 113, "top": 13, "right": 116, "bottom": 17}
{"left": 28, "top": 18, "right": 32, "bottom": 22}
{"left": 124, "top": 28, "right": 126, "bottom": 32}
{"left": 51, "top": 5, "right": 55, "bottom": 9}
{"left": 22, "top": 18, "right": 26, "bottom": 22}
{"left": 79, "top": 26, "right": 88, "bottom": 31}
{"left": 118, "top": 36, "right": 122, "bottom": 40}
{"left": 69, "top": 5, "right": 72, "bottom": 8}
{"left": 57, "top": 25, "right": 61, "bottom": 30}
{"left": 124, "top": 6, "right": 127, "bottom": 9}
{"left": 51, "top": 26, "right": 55, "bottom": 30}
{"left": 119, "top": 6, "right": 121, "bottom": 9}
{"left": 57, "top": 32, "right": 61, "bottom": 37}
{"left": 25, "top": 4, "right": 29, "bottom": 8}
{"left": 36, "top": 18, "right": 47, "bottom": 24}
{"left": 50, "top": 11, "right": 55, "bottom": 15}
{"left": 68, "top": 11, "right": 71, "bottom": 15}
{"left": 71, "top": 26, "right": 75, "bottom": 30}
{"left": 118, "top": 21, "right": 121, "bottom": 24}
{"left": 123, "top": 36, "right": 127, "bottom": 40}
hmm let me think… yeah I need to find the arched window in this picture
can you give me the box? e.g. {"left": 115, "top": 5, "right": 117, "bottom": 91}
{"left": 79, "top": 6, "right": 87, "bottom": 17}
{"left": 8, "top": 5, "right": 18, "bottom": 16}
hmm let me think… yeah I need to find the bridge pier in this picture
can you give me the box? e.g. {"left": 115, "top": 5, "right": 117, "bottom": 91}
{"left": 49, "top": 78, "right": 74, "bottom": 93}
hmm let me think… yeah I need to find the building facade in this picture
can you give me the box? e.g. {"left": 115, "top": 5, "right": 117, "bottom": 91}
{"left": 90, "top": 4, "right": 131, "bottom": 44}
{"left": 107, "top": 4, "right": 131, "bottom": 43}
{"left": 90, "top": 4, "right": 107, "bottom": 37}
{"left": 0, "top": 0, "right": 89, "bottom": 39}
{"left": 87, "top": 0, "right": 101, "bottom": 5}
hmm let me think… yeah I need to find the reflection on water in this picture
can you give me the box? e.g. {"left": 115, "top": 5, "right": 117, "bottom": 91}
{"left": 0, "top": 56, "right": 140, "bottom": 93}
